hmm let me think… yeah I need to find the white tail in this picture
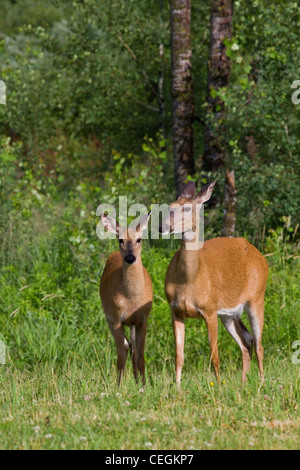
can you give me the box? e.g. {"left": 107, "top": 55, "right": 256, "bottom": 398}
{"left": 99, "top": 212, "right": 153, "bottom": 385}
{"left": 160, "top": 181, "right": 269, "bottom": 385}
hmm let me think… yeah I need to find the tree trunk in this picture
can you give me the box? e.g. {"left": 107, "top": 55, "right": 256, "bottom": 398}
{"left": 159, "top": 0, "right": 166, "bottom": 141}
{"left": 222, "top": 168, "right": 237, "bottom": 237}
{"left": 203, "top": 0, "right": 232, "bottom": 172}
{"left": 170, "top": 0, "right": 195, "bottom": 197}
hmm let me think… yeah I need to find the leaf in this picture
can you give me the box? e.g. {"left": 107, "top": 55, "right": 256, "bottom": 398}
{"left": 0, "top": 152, "right": 15, "bottom": 162}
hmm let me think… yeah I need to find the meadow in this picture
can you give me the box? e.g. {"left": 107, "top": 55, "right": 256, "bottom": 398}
{"left": 0, "top": 179, "right": 299, "bottom": 450}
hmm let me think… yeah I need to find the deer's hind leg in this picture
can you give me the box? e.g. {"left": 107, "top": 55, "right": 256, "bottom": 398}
{"left": 220, "top": 314, "right": 253, "bottom": 383}
{"left": 246, "top": 300, "right": 264, "bottom": 379}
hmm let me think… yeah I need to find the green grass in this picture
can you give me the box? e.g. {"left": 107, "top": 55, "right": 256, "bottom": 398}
{"left": 0, "top": 359, "right": 299, "bottom": 450}
{"left": 0, "top": 194, "right": 299, "bottom": 450}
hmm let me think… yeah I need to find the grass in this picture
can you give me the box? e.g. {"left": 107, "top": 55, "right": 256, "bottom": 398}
{"left": 0, "top": 359, "right": 299, "bottom": 450}
{"left": 0, "top": 189, "right": 299, "bottom": 450}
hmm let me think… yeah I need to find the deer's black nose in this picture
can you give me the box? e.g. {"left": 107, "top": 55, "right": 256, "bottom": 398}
{"left": 125, "top": 254, "right": 136, "bottom": 264}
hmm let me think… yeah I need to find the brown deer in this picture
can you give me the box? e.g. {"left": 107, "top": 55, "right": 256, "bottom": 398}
{"left": 159, "top": 181, "right": 268, "bottom": 385}
{"left": 99, "top": 212, "right": 153, "bottom": 385}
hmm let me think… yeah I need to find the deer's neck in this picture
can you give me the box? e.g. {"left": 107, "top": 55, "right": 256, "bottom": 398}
{"left": 122, "top": 258, "right": 145, "bottom": 298}
{"left": 177, "top": 231, "right": 201, "bottom": 284}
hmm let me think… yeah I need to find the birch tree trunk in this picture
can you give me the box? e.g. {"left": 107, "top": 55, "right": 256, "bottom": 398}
{"left": 203, "top": 0, "right": 232, "bottom": 172}
{"left": 170, "top": 0, "right": 195, "bottom": 197}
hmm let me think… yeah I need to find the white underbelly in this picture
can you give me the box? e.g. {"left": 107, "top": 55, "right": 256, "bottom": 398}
{"left": 217, "top": 303, "right": 245, "bottom": 318}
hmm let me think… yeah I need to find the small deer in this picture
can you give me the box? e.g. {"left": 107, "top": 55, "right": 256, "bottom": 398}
{"left": 159, "top": 181, "right": 269, "bottom": 385}
{"left": 99, "top": 212, "right": 153, "bottom": 385}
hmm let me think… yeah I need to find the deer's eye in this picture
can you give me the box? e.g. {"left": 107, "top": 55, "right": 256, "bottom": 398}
{"left": 137, "top": 238, "right": 141, "bottom": 243}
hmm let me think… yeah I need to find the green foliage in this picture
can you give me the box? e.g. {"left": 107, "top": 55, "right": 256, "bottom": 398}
{"left": 102, "top": 136, "right": 171, "bottom": 207}
{"left": 192, "top": 0, "right": 300, "bottom": 237}
{"left": 0, "top": 0, "right": 170, "bottom": 153}
{"left": 0, "top": 0, "right": 62, "bottom": 35}
{"left": 224, "top": 0, "right": 300, "bottom": 169}
{"left": 0, "top": 0, "right": 299, "bottom": 237}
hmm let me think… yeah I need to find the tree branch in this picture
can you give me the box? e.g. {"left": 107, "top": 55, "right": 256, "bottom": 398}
{"left": 117, "top": 33, "right": 162, "bottom": 106}
{"left": 125, "top": 93, "right": 159, "bottom": 113}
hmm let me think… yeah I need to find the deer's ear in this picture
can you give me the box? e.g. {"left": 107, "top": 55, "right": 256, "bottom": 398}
{"left": 100, "top": 215, "right": 119, "bottom": 235}
{"left": 179, "top": 181, "right": 196, "bottom": 199}
{"left": 136, "top": 211, "right": 152, "bottom": 233}
{"left": 194, "top": 180, "right": 216, "bottom": 204}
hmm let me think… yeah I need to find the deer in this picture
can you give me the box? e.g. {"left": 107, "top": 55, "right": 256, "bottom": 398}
{"left": 99, "top": 212, "right": 153, "bottom": 386}
{"left": 159, "top": 180, "right": 269, "bottom": 386}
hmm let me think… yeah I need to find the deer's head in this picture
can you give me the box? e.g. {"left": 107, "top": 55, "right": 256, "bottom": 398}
{"left": 100, "top": 212, "right": 151, "bottom": 264}
{"left": 159, "top": 181, "right": 216, "bottom": 238}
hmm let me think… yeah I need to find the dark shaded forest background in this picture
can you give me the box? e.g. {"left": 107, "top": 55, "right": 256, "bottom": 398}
{"left": 0, "top": 0, "right": 299, "bottom": 239}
